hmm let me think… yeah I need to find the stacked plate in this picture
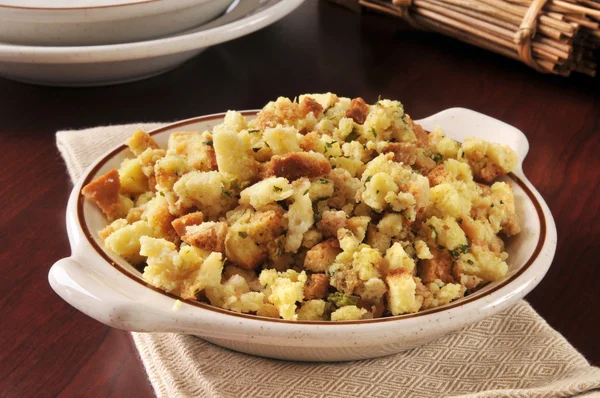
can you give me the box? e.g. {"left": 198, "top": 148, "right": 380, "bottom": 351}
{"left": 0, "top": 0, "right": 304, "bottom": 86}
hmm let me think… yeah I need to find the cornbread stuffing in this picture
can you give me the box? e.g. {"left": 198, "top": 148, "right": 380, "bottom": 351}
{"left": 83, "top": 94, "right": 521, "bottom": 321}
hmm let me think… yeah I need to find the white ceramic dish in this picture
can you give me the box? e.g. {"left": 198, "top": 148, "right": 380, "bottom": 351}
{"left": 0, "top": 0, "right": 232, "bottom": 46}
{"left": 49, "top": 108, "right": 557, "bottom": 362}
{"left": 0, "top": 0, "right": 304, "bottom": 86}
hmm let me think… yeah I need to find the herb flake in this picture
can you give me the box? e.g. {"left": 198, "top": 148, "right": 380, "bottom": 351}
{"left": 449, "top": 244, "right": 471, "bottom": 260}
{"left": 429, "top": 224, "right": 438, "bottom": 243}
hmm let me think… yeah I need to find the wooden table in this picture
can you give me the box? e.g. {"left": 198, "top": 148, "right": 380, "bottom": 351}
{"left": 1, "top": 1, "right": 598, "bottom": 396}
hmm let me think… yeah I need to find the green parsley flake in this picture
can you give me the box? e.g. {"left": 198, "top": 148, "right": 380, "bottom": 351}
{"left": 449, "top": 244, "right": 471, "bottom": 260}
{"left": 273, "top": 186, "right": 283, "bottom": 192}
{"left": 238, "top": 231, "right": 248, "bottom": 238}
{"left": 429, "top": 224, "right": 438, "bottom": 242}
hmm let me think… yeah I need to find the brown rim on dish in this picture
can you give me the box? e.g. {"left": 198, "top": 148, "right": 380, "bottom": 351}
{"left": 0, "top": 0, "right": 159, "bottom": 10}
{"left": 77, "top": 111, "right": 547, "bottom": 325}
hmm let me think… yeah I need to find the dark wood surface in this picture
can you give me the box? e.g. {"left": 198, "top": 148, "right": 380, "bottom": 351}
{"left": 1, "top": 1, "right": 598, "bottom": 396}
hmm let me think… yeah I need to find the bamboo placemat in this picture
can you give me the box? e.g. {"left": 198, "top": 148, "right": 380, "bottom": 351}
{"left": 341, "top": 0, "right": 599, "bottom": 76}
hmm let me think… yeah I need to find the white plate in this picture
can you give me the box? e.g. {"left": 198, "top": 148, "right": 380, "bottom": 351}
{"left": 0, "top": 0, "right": 149, "bottom": 6}
{"left": 0, "top": 0, "right": 231, "bottom": 46}
{"left": 0, "top": 0, "right": 304, "bottom": 86}
{"left": 49, "top": 108, "right": 557, "bottom": 362}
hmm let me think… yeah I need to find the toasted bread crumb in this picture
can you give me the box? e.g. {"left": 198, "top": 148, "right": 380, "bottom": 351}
{"left": 82, "top": 169, "right": 131, "bottom": 220}
{"left": 263, "top": 152, "right": 331, "bottom": 181}
{"left": 345, "top": 97, "right": 370, "bottom": 124}
{"left": 172, "top": 212, "right": 205, "bottom": 236}
{"left": 304, "top": 273, "right": 330, "bottom": 300}
{"left": 304, "top": 239, "right": 341, "bottom": 272}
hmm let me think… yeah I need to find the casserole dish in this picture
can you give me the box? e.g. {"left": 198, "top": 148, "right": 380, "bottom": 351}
{"left": 49, "top": 107, "right": 557, "bottom": 361}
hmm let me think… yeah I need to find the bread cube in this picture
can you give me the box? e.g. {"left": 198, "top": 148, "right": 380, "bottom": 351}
{"left": 386, "top": 273, "right": 422, "bottom": 315}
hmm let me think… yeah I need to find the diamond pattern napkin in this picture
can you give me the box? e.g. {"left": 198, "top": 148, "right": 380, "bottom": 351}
{"left": 57, "top": 123, "right": 600, "bottom": 398}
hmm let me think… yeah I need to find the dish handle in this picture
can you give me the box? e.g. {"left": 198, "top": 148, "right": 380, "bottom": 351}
{"left": 416, "top": 107, "right": 530, "bottom": 166}
{"left": 49, "top": 257, "right": 181, "bottom": 332}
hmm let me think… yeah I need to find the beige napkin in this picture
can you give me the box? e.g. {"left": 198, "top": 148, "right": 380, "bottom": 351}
{"left": 57, "top": 123, "right": 600, "bottom": 398}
